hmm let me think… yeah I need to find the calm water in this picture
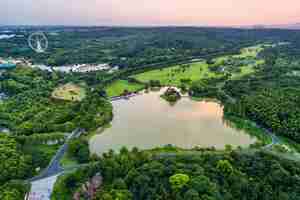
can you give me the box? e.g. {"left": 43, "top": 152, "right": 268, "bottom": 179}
{"left": 90, "top": 88, "right": 256, "bottom": 155}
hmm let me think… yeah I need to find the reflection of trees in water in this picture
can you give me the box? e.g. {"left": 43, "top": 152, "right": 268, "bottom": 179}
{"left": 223, "top": 118, "right": 235, "bottom": 129}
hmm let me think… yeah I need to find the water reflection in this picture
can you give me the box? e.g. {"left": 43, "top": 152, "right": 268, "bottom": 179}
{"left": 90, "top": 88, "right": 256, "bottom": 155}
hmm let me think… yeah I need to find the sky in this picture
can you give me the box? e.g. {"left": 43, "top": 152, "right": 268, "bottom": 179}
{"left": 1, "top": 0, "right": 300, "bottom": 26}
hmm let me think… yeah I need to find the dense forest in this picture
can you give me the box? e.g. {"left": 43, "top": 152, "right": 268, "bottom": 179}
{"left": 0, "top": 67, "right": 113, "bottom": 134}
{"left": 1, "top": 27, "right": 300, "bottom": 199}
{"left": 0, "top": 66, "right": 113, "bottom": 198}
{"left": 222, "top": 43, "right": 300, "bottom": 144}
{"left": 52, "top": 148, "right": 300, "bottom": 200}
{"left": 1, "top": 26, "right": 300, "bottom": 68}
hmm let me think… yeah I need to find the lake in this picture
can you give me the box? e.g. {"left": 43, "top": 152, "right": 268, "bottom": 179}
{"left": 90, "top": 88, "right": 256, "bottom": 155}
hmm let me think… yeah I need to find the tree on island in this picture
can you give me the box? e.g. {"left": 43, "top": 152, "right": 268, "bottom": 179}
{"left": 161, "top": 87, "right": 181, "bottom": 103}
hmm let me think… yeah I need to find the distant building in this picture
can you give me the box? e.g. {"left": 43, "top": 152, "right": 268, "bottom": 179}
{"left": 0, "top": 63, "right": 16, "bottom": 69}
{"left": 31, "top": 64, "right": 53, "bottom": 72}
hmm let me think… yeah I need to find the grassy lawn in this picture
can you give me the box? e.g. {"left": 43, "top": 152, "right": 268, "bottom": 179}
{"left": 52, "top": 83, "right": 86, "bottom": 101}
{"left": 132, "top": 62, "right": 219, "bottom": 87}
{"left": 132, "top": 45, "right": 269, "bottom": 88}
{"left": 231, "top": 65, "right": 255, "bottom": 79}
{"left": 213, "top": 45, "right": 267, "bottom": 80}
{"left": 238, "top": 45, "right": 264, "bottom": 58}
{"left": 60, "top": 153, "right": 79, "bottom": 168}
{"left": 105, "top": 80, "right": 145, "bottom": 97}
{"left": 214, "top": 45, "right": 265, "bottom": 65}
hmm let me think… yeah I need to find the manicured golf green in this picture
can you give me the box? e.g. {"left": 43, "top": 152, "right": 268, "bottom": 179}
{"left": 132, "top": 62, "right": 219, "bottom": 87}
{"left": 105, "top": 80, "right": 145, "bottom": 97}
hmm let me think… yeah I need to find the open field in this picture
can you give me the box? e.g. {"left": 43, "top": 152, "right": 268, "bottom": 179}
{"left": 52, "top": 83, "right": 86, "bottom": 101}
{"left": 238, "top": 45, "right": 264, "bottom": 58}
{"left": 105, "top": 80, "right": 145, "bottom": 97}
{"left": 132, "top": 62, "right": 219, "bottom": 87}
{"left": 231, "top": 64, "right": 258, "bottom": 79}
{"left": 212, "top": 45, "right": 267, "bottom": 79}
{"left": 213, "top": 44, "right": 266, "bottom": 64}
{"left": 132, "top": 45, "right": 270, "bottom": 88}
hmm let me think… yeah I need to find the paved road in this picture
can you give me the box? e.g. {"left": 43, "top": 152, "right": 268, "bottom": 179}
{"left": 26, "top": 174, "right": 60, "bottom": 200}
{"left": 29, "top": 128, "right": 84, "bottom": 182}
{"left": 262, "top": 128, "right": 281, "bottom": 149}
{"left": 26, "top": 128, "right": 84, "bottom": 200}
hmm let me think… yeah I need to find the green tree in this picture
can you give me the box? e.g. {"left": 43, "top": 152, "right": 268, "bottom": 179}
{"left": 216, "top": 160, "right": 234, "bottom": 176}
{"left": 190, "top": 175, "right": 217, "bottom": 195}
{"left": 97, "top": 189, "right": 133, "bottom": 200}
{"left": 0, "top": 135, "right": 29, "bottom": 184}
{"left": 184, "top": 189, "right": 200, "bottom": 200}
{"left": 169, "top": 174, "right": 190, "bottom": 191}
{"left": 68, "top": 138, "right": 90, "bottom": 163}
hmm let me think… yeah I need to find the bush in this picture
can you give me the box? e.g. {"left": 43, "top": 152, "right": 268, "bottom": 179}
{"left": 68, "top": 138, "right": 90, "bottom": 163}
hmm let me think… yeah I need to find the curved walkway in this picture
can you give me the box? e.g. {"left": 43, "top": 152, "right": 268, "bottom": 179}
{"left": 26, "top": 129, "right": 84, "bottom": 200}
{"left": 29, "top": 128, "right": 84, "bottom": 182}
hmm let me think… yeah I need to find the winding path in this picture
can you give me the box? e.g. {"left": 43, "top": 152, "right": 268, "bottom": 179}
{"left": 29, "top": 128, "right": 84, "bottom": 182}
{"left": 26, "top": 128, "right": 84, "bottom": 200}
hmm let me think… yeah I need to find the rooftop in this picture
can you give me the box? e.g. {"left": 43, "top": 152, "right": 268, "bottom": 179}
{"left": 0, "top": 63, "right": 16, "bottom": 69}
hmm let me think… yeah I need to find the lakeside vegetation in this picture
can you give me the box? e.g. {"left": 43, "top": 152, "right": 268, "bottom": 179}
{"left": 222, "top": 43, "right": 300, "bottom": 146}
{"left": 132, "top": 62, "right": 215, "bottom": 88}
{"left": 105, "top": 80, "right": 144, "bottom": 97}
{"left": 160, "top": 87, "right": 181, "bottom": 103}
{"left": 2, "top": 27, "right": 300, "bottom": 199}
{"left": 52, "top": 148, "right": 300, "bottom": 200}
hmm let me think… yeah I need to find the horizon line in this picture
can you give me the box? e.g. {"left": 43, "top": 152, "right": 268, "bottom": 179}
{"left": 0, "top": 22, "right": 299, "bottom": 27}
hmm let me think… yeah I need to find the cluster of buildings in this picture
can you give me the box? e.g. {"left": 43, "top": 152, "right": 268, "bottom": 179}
{"left": 0, "top": 55, "right": 120, "bottom": 74}
{"left": 32, "top": 63, "right": 119, "bottom": 73}
{"left": 0, "top": 58, "right": 16, "bottom": 69}
{"left": 52, "top": 63, "right": 116, "bottom": 73}
{"left": 0, "top": 57, "right": 119, "bottom": 74}
{"left": 0, "top": 57, "right": 31, "bottom": 70}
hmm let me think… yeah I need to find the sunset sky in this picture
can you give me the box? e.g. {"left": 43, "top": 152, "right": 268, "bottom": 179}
{"left": 1, "top": 0, "right": 300, "bottom": 26}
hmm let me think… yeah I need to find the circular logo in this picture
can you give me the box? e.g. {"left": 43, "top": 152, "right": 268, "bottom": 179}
{"left": 28, "top": 32, "right": 48, "bottom": 53}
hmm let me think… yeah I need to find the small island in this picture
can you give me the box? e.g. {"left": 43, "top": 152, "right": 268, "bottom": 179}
{"left": 161, "top": 87, "right": 181, "bottom": 103}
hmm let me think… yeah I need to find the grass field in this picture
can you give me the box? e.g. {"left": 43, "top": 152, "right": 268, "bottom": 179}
{"left": 132, "top": 62, "right": 219, "bottom": 87}
{"left": 60, "top": 153, "right": 79, "bottom": 168}
{"left": 105, "top": 80, "right": 145, "bottom": 97}
{"left": 132, "top": 45, "right": 269, "bottom": 87}
{"left": 107, "top": 44, "right": 269, "bottom": 95}
{"left": 52, "top": 83, "right": 86, "bottom": 101}
{"left": 213, "top": 45, "right": 265, "bottom": 64}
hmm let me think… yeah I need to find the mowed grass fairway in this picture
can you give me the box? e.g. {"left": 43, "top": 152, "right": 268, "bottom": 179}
{"left": 213, "top": 45, "right": 266, "bottom": 64}
{"left": 212, "top": 45, "right": 267, "bottom": 79}
{"left": 132, "top": 62, "right": 218, "bottom": 87}
{"left": 105, "top": 80, "right": 145, "bottom": 97}
{"left": 52, "top": 83, "right": 86, "bottom": 101}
